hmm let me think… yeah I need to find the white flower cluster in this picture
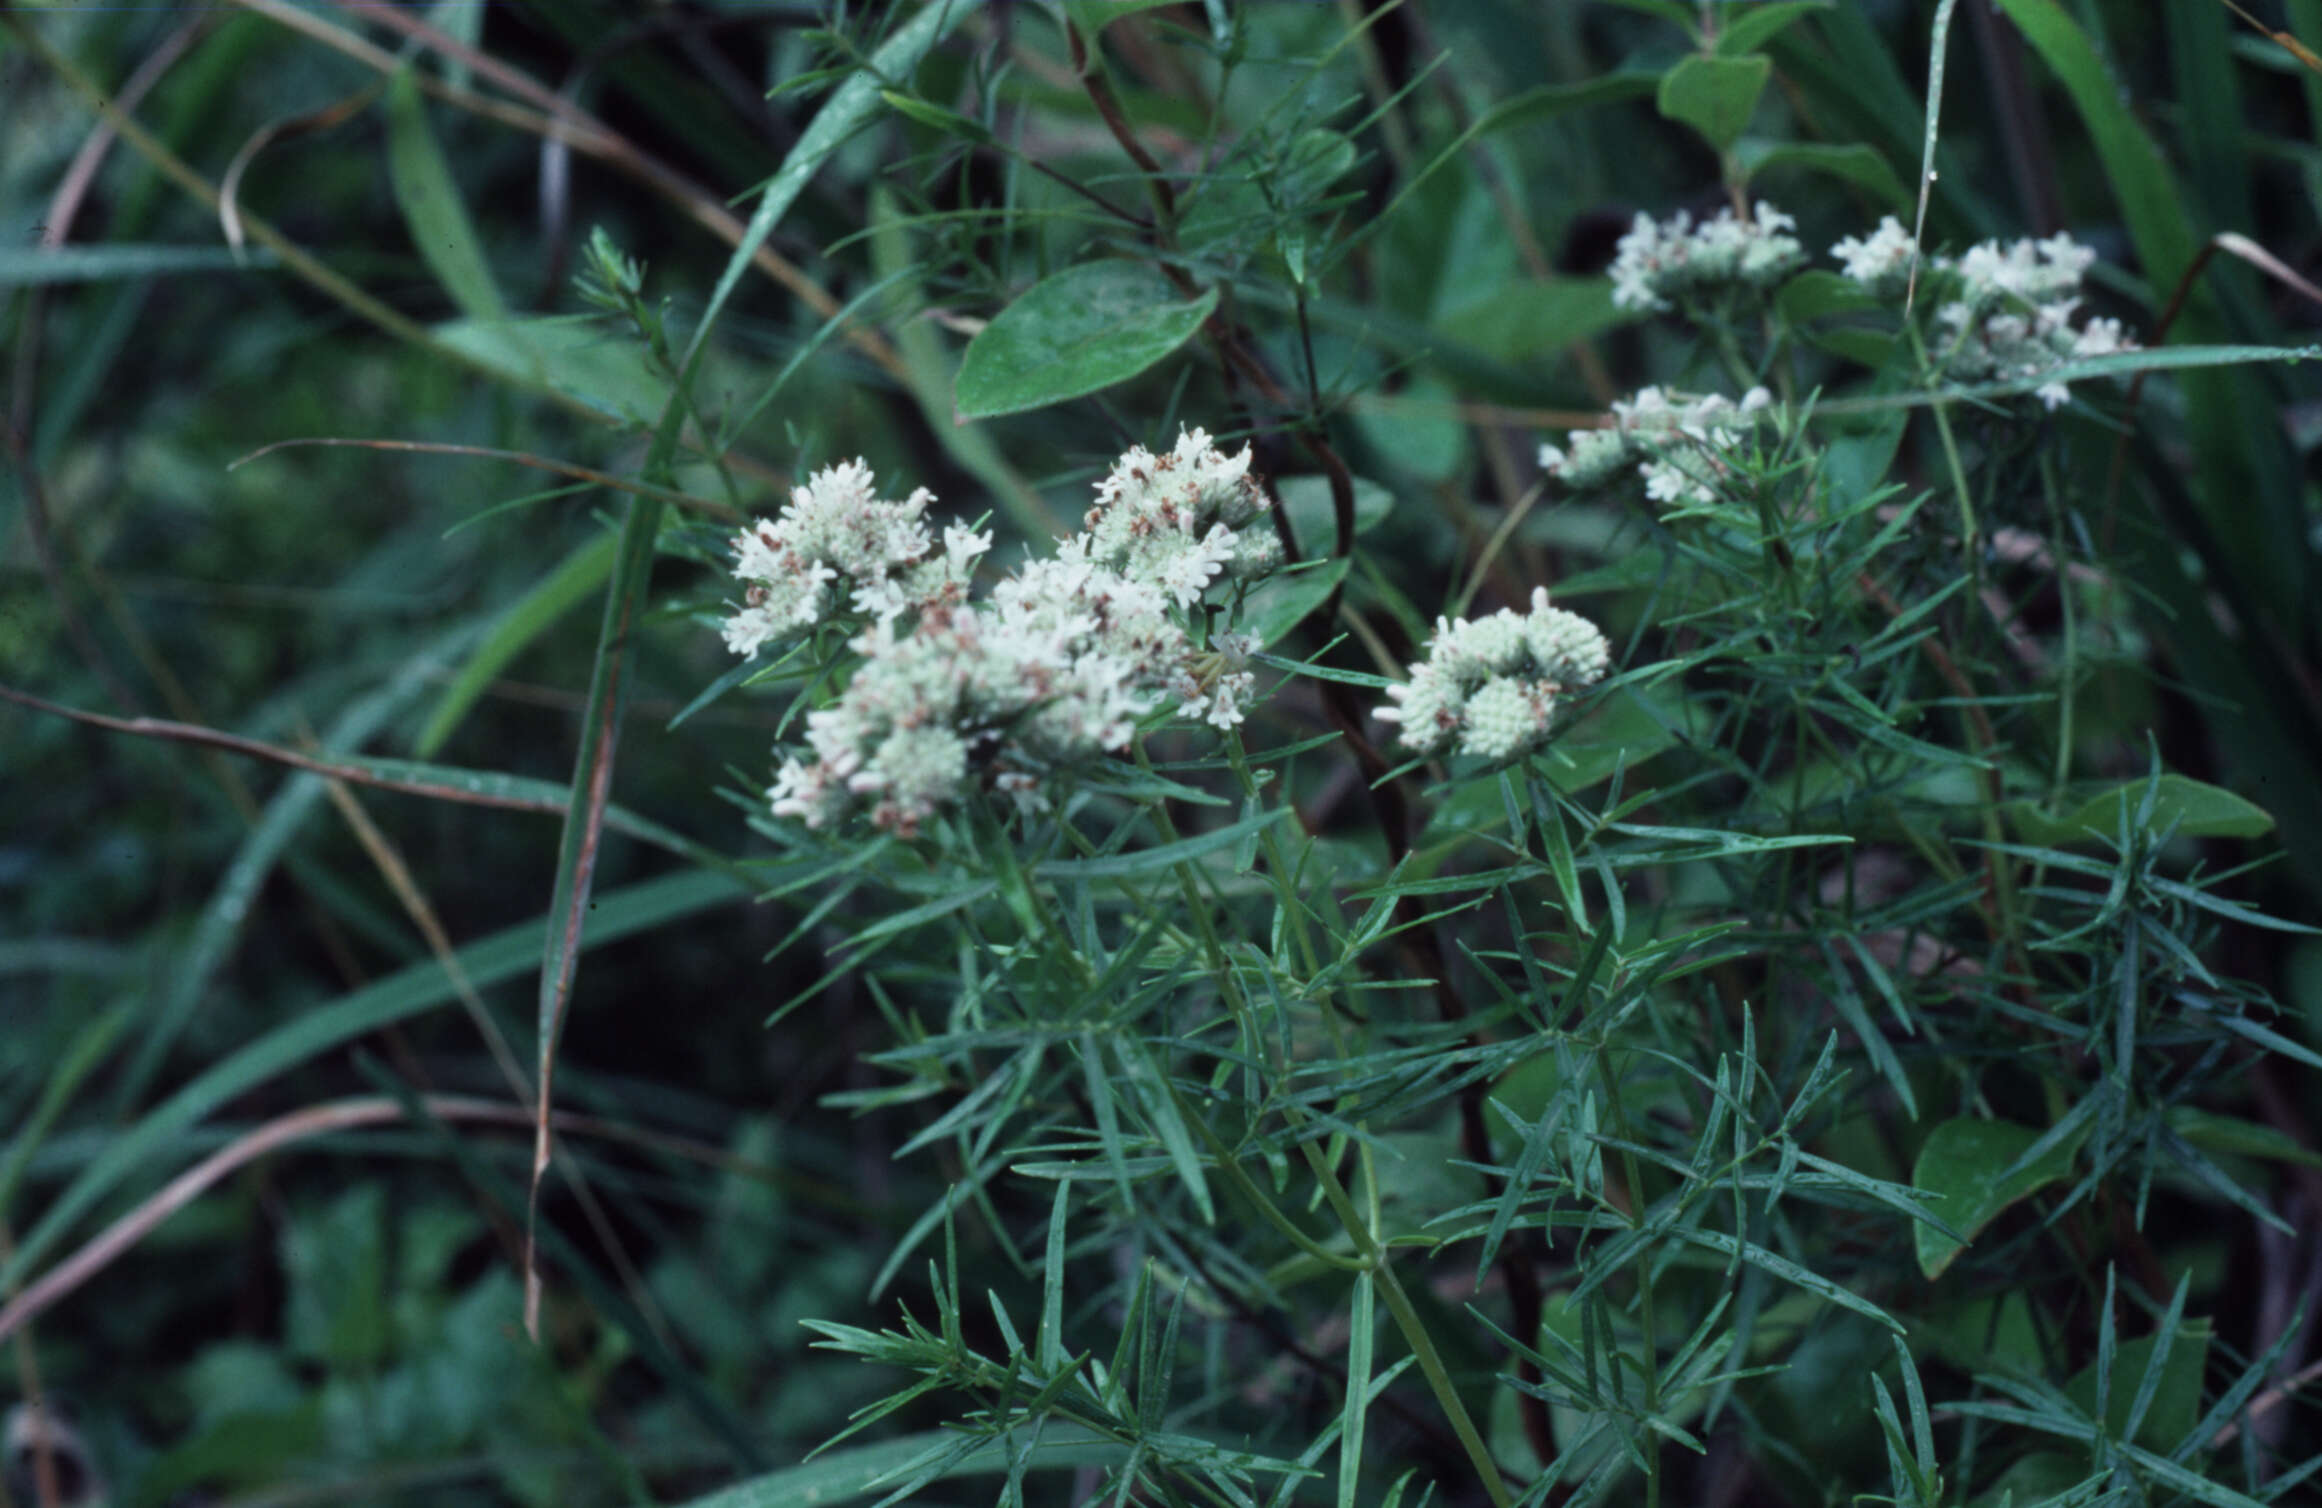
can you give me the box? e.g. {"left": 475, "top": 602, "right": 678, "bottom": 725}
{"left": 1830, "top": 214, "right": 1918, "bottom": 297}
{"left": 1829, "top": 221, "right": 2136, "bottom": 409}
{"left": 747, "top": 430, "right": 1277, "bottom": 836}
{"left": 1610, "top": 201, "right": 1805, "bottom": 313}
{"left": 721, "top": 459, "right": 992, "bottom": 657}
{"left": 1537, "top": 385, "right": 1774, "bottom": 508}
{"left": 1376, "top": 588, "right": 1611, "bottom": 762}
{"left": 1931, "top": 232, "right": 2133, "bottom": 409}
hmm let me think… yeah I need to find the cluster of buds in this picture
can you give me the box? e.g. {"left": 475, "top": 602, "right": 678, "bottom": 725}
{"left": 1831, "top": 219, "right": 2136, "bottom": 409}
{"left": 1610, "top": 201, "right": 1804, "bottom": 313}
{"left": 726, "top": 430, "right": 1276, "bottom": 835}
{"left": 1376, "top": 588, "right": 1612, "bottom": 762}
{"left": 1538, "top": 385, "right": 1775, "bottom": 509}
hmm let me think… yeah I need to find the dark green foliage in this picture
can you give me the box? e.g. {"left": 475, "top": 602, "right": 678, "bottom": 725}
{"left": 5, "top": 3, "right": 2322, "bottom": 1507}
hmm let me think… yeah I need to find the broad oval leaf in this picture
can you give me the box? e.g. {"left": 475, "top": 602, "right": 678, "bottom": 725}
{"left": 1276, "top": 475, "right": 1393, "bottom": 555}
{"left": 955, "top": 262, "right": 1217, "bottom": 419}
{"left": 1910, "top": 1117, "right": 2083, "bottom": 1280}
{"left": 2009, "top": 773, "right": 2277, "bottom": 845}
{"left": 1656, "top": 53, "right": 1771, "bottom": 154}
{"left": 1238, "top": 556, "right": 1352, "bottom": 649}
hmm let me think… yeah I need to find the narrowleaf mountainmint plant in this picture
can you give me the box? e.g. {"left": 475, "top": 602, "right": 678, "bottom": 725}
{"left": 22, "top": 5, "right": 2322, "bottom": 1507}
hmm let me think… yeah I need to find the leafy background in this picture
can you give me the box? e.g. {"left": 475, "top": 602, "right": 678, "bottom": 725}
{"left": 6, "top": 1, "right": 2322, "bottom": 1505}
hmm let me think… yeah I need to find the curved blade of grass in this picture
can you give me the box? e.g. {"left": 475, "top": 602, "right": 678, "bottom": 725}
{"left": 1902, "top": 0, "right": 1957, "bottom": 313}
{"left": 383, "top": 63, "right": 506, "bottom": 320}
{"left": 520, "top": 1, "right": 973, "bottom": 1332}
{"left": 0, "top": 868, "right": 745, "bottom": 1295}
{"left": 678, "top": 0, "right": 970, "bottom": 374}
{"left": 111, "top": 621, "right": 485, "bottom": 1110}
{"left": 528, "top": 491, "right": 661, "bottom": 1337}
{"left": 1992, "top": 0, "right": 2309, "bottom": 625}
{"left": 0, "top": 244, "right": 278, "bottom": 285}
{"left": 415, "top": 529, "right": 618, "bottom": 757}
{"left": 0, "top": 1006, "right": 133, "bottom": 1220}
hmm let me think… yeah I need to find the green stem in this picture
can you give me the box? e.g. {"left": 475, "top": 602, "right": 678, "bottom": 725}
{"left": 1596, "top": 1052, "right": 1663, "bottom": 1505}
{"left": 1373, "top": 1261, "right": 1516, "bottom": 1508}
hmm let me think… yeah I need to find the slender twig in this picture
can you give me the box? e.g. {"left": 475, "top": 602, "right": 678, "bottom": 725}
{"left": 228, "top": 438, "right": 744, "bottom": 522}
{"left": 0, "top": 683, "right": 565, "bottom": 815}
{"left": 0, "top": 1095, "right": 817, "bottom": 1349}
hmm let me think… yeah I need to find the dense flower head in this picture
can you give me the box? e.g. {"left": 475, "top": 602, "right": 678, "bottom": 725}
{"left": 1610, "top": 201, "right": 1804, "bottom": 313}
{"left": 1376, "top": 588, "right": 1611, "bottom": 762}
{"left": 1830, "top": 215, "right": 1918, "bottom": 297}
{"left": 722, "top": 459, "right": 990, "bottom": 657}
{"left": 1828, "top": 221, "right": 2134, "bottom": 410}
{"left": 752, "top": 429, "right": 1280, "bottom": 835}
{"left": 1538, "top": 385, "right": 1774, "bottom": 507}
{"left": 1930, "top": 231, "right": 2134, "bottom": 409}
{"left": 1079, "top": 428, "right": 1281, "bottom": 605}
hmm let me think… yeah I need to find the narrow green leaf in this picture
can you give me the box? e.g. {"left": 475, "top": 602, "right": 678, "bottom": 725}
{"left": 1473, "top": 70, "right": 1661, "bottom": 138}
{"left": 384, "top": 65, "right": 506, "bottom": 321}
{"left": 1037, "top": 806, "right": 1289, "bottom": 878}
{"left": 1743, "top": 140, "right": 1909, "bottom": 209}
{"left": 416, "top": 529, "right": 619, "bottom": 757}
{"left": 0, "top": 1005, "right": 132, "bottom": 1218}
{"left": 1038, "top": 1182, "right": 1070, "bottom": 1371}
{"left": 682, "top": 0, "right": 967, "bottom": 371}
{"left": 1673, "top": 1226, "right": 1904, "bottom": 1332}
{"left": 2, "top": 869, "right": 744, "bottom": 1292}
{"left": 1338, "top": 1272, "right": 1375, "bottom": 1508}
{"left": 956, "top": 261, "right": 1219, "bottom": 419}
{"left": 1116, "top": 1037, "right": 1214, "bottom": 1224}
{"left": 1716, "top": 0, "right": 1829, "bottom": 55}
{"left": 0, "top": 244, "right": 278, "bottom": 285}
{"left": 2166, "top": 1106, "right": 2322, "bottom": 1169}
